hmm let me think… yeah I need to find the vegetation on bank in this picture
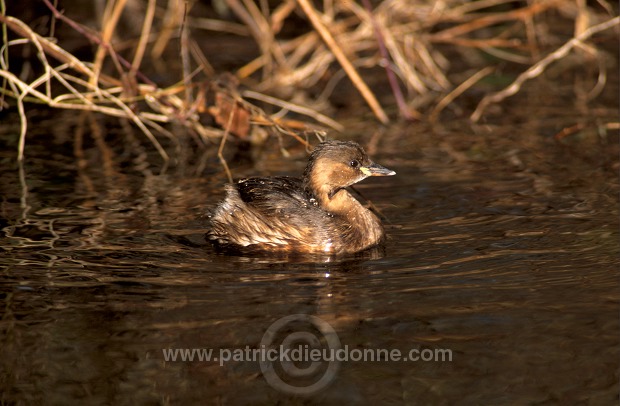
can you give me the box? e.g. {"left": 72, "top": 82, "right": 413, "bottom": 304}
{"left": 0, "top": 0, "right": 617, "bottom": 170}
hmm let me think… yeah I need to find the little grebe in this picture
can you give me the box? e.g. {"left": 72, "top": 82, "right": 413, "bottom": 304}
{"left": 207, "top": 140, "right": 395, "bottom": 254}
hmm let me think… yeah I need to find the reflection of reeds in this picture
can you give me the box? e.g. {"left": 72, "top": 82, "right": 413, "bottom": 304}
{"left": 0, "top": 0, "right": 618, "bottom": 163}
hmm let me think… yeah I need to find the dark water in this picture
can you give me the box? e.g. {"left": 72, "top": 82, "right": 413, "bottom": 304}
{"left": 1, "top": 79, "right": 618, "bottom": 404}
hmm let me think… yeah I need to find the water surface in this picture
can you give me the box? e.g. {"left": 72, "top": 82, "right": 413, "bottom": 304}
{"left": 1, "top": 81, "right": 618, "bottom": 404}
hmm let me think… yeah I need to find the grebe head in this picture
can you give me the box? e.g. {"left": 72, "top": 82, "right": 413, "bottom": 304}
{"left": 303, "top": 140, "right": 395, "bottom": 200}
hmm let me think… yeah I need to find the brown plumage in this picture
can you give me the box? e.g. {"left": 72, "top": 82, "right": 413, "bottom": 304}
{"left": 207, "top": 140, "right": 395, "bottom": 254}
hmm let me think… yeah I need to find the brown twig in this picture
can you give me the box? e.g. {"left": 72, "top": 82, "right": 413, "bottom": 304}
{"left": 40, "top": 0, "right": 156, "bottom": 87}
{"left": 296, "top": 0, "right": 389, "bottom": 124}
{"left": 130, "top": 0, "right": 156, "bottom": 78}
{"left": 242, "top": 90, "right": 344, "bottom": 131}
{"left": 218, "top": 103, "right": 235, "bottom": 183}
{"left": 430, "top": 66, "right": 494, "bottom": 123}
{"left": 180, "top": 0, "right": 193, "bottom": 105}
{"left": 91, "top": 0, "right": 128, "bottom": 90}
{"left": 553, "top": 123, "right": 586, "bottom": 140}
{"left": 431, "top": 2, "right": 557, "bottom": 41}
{"left": 361, "top": 0, "right": 416, "bottom": 121}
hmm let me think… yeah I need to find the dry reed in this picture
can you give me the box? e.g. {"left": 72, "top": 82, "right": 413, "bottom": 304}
{"left": 0, "top": 0, "right": 618, "bottom": 164}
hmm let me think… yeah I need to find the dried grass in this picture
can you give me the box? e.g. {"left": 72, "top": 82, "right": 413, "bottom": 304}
{"left": 0, "top": 0, "right": 332, "bottom": 164}
{"left": 226, "top": 0, "right": 617, "bottom": 122}
{"left": 0, "top": 0, "right": 618, "bottom": 165}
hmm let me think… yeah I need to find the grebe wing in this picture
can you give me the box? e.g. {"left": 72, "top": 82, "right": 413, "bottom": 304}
{"left": 235, "top": 177, "right": 311, "bottom": 212}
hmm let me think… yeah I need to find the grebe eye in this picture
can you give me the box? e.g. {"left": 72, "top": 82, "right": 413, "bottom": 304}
{"left": 350, "top": 160, "right": 360, "bottom": 168}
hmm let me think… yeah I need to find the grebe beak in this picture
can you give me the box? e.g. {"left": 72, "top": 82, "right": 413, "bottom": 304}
{"left": 361, "top": 162, "right": 396, "bottom": 177}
